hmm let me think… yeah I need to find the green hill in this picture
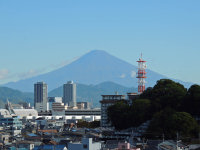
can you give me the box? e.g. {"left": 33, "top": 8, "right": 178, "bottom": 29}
{"left": 0, "top": 86, "right": 33, "bottom": 108}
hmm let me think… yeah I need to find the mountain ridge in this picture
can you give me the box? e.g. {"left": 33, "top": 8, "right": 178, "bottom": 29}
{"left": 0, "top": 86, "right": 33, "bottom": 108}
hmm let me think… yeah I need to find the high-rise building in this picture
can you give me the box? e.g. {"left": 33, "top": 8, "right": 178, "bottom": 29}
{"left": 63, "top": 81, "right": 76, "bottom": 107}
{"left": 34, "top": 82, "right": 48, "bottom": 112}
{"left": 100, "top": 94, "right": 126, "bottom": 128}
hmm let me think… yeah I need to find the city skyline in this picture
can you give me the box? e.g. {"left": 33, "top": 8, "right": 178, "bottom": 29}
{"left": 0, "top": 1, "right": 200, "bottom": 85}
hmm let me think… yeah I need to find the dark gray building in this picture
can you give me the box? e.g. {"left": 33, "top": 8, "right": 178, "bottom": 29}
{"left": 34, "top": 82, "right": 48, "bottom": 112}
{"left": 100, "top": 94, "right": 126, "bottom": 128}
{"left": 63, "top": 81, "right": 76, "bottom": 107}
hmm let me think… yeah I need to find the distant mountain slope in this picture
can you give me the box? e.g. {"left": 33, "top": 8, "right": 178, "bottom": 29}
{"left": 5, "top": 50, "right": 193, "bottom": 92}
{"left": 49, "top": 81, "right": 137, "bottom": 107}
{"left": 0, "top": 87, "right": 33, "bottom": 108}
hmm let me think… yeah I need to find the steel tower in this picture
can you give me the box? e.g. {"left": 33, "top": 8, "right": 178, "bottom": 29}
{"left": 137, "top": 54, "right": 147, "bottom": 94}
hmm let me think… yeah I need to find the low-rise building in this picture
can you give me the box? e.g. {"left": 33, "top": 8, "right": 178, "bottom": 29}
{"left": 77, "top": 102, "right": 91, "bottom": 109}
{"left": 48, "top": 97, "right": 63, "bottom": 110}
{"left": 68, "top": 138, "right": 102, "bottom": 150}
{"left": 17, "top": 141, "right": 35, "bottom": 150}
{"left": 117, "top": 142, "right": 140, "bottom": 150}
{"left": 13, "top": 109, "right": 38, "bottom": 118}
{"left": 127, "top": 93, "right": 139, "bottom": 104}
{"left": 52, "top": 102, "right": 68, "bottom": 116}
{"left": 0, "top": 116, "right": 22, "bottom": 129}
{"left": 0, "top": 133, "right": 10, "bottom": 144}
{"left": 158, "top": 141, "right": 189, "bottom": 150}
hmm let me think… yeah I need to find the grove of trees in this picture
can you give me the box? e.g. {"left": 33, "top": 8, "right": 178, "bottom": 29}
{"left": 107, "top": 79, "right": 200, "bottom": 139}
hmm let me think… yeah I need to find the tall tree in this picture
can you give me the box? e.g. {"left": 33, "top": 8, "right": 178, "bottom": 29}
{"left": 147, "top": 108, "right": 200, "bottom": 138}
{"left": 182, "top": 84, "right": 200, "bottom": 115}
{"left": 130, "top": 99, "right": 152, "bottom": 127}
{"left": 151, "top": 79, "right": 187, "bottom": 111}
{"left": 107, "top": 101, "right": 130, "bottom": 130}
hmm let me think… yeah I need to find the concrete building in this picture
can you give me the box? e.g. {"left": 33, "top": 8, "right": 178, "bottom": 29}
{"left": 0, "top": 133, "right": 10, "bottom": 144}
{"left": 63, "top": 81, "right": 76, "bottom": 107}
{"left": 34, "top": 82, "right": 48, "bottom": 112}
{"left": 0, "top": 116, "right": 22, "bottom": 129}
{"left": 127, "top": 93, "right": 139, "bottom": 104}
{"left": 10, "top": 104, "right": 23, "bottom": 109}
{"left": 12, "top": 109, "right": 38, "bottom": 118}
{"left": 0, "top": 100, "right": 38, "bottom": 119}
{"left": 117, "top": 142, "right": 140, "bottom": 150}
{"left": 77, "top": 102, "right": 91, "bottom": 109}
{"left": 38, "top": 109, "right": 101, "bottom": 122}
{"left": 100, "top": 95, "right": 126, "bottom": 128}
{"left": 17, "top": 141, "right": 35, "bottom": 150}
{"left": 48, "top": 97, "right": 63, "bottom": 110}
{"left": 68, "top": 138, "right": 102, "bottom": 150}
{"left": 2, "top": 100, "right": 38, "bottom": 118}
{"left": 52, "top": 102, "right": 68, "bottom": 116}
{"left": 77, "top": 102, "right": 85, "bottom": 110}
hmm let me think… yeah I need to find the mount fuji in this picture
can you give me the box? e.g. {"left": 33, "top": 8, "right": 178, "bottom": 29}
{"left": 5, "top": 50, "right": 192, "bottom": 92}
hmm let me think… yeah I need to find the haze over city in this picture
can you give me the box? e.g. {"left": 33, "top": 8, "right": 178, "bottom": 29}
{"left": 0, "top": 0, "right": 200, "bottom": 85}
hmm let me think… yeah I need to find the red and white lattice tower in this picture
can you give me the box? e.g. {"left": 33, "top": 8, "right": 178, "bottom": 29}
{"left": 137, "top": 54, "right": 147, "bottom": 94}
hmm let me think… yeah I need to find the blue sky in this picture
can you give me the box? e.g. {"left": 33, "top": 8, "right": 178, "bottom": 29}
{"left": 0, "top": 0, "right": 200, "bottom": 85}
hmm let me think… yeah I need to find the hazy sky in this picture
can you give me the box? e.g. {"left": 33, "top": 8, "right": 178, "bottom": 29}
{"left": 0, "top": 0, "right": 200, "bottom": 85}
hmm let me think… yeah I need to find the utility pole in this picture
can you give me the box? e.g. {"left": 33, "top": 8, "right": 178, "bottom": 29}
{"left": 162, "top": 133, "right": 165, "bottom": 142}
{"left": 176, "top": 132, "right": 179, "bottom": 150}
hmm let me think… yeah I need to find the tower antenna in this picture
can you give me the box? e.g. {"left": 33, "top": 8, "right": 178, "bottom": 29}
{"left": 136, "top": 54, "right": 147, "bottom": 94}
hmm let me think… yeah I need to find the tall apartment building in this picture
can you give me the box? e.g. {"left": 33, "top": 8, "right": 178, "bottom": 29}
{"left": 63, "top": 81, "right": 76, "bottom": 107}
{"left": 100, "top": 94, "right": 126, "bottom": 128}
{"left": 34, "top": 82, "right": 48, "bottom": 112}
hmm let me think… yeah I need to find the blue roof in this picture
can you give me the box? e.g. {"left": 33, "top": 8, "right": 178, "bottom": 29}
{"left": 9, "top": 147, "right": 28, "bottom": 150}
{"left": 27, "top": 133, "right": 37, "bottom": 137}
{"left": 33, "top": 145, "right": 66, "bottom": 150}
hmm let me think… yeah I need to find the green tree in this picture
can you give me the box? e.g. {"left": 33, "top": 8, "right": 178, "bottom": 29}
{"left": 140, "top": 87, "right": 153, "bottom": 99}
{"left": 89, "top": 121, "right": 100, "bottom": 128}
{"left": 147, "top": 108, "right": 200, "bottom": 139}
{"left": 77, "top": 120, "right": 100, "bottom": 128}
{"left": 107, "top": 101, "right": 130, "bottom": 130}
{"left": 107, "top": 79, "right": 198, "bottom": 135}
{"left": 182, "top": 84, "right": 200, "bottom": 115}
{"left": 77, "top": 120, "right": 89, "bottom": 128}
{"left": 151, "top": 79, "right": 187, "bottom": 111}
{"left": 107, "top": 99, "right": 151, "bottom": 130}
{"left": 130, "top": 99, "right": 151, "bottom": 127}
